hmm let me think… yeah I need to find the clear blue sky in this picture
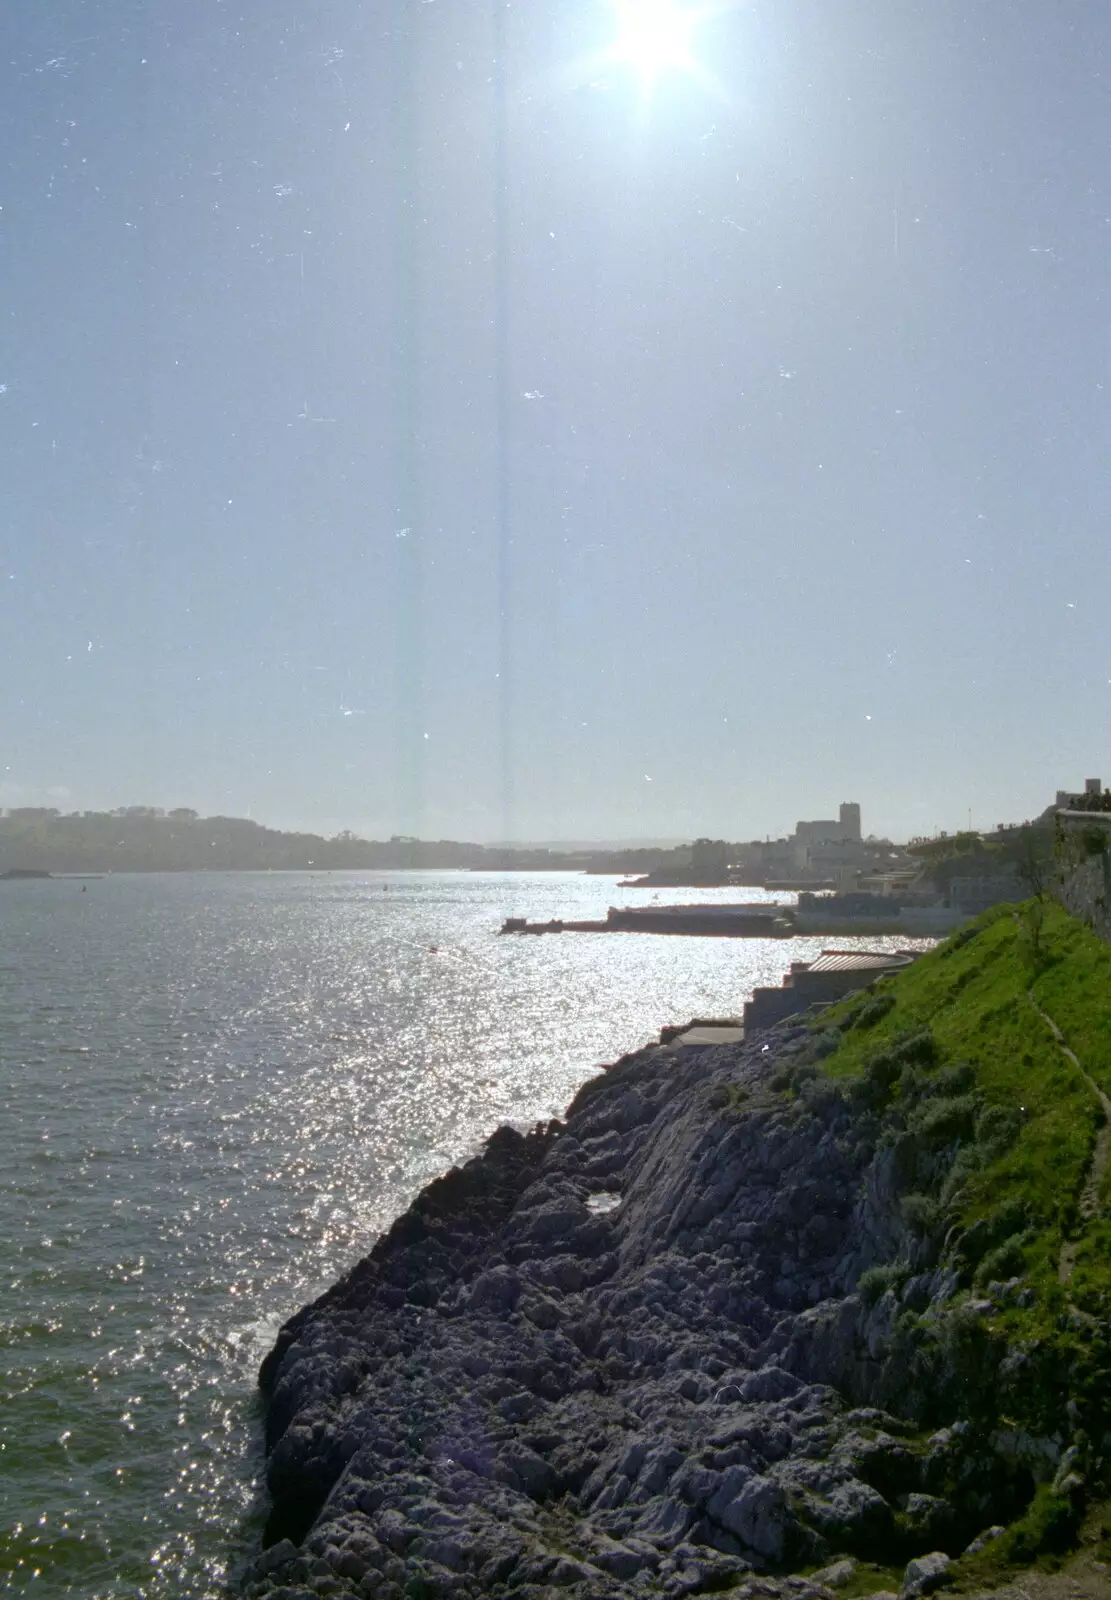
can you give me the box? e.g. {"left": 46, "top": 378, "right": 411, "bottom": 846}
{"left": 2, "top": 0, "right": 1109, "bottom": 842}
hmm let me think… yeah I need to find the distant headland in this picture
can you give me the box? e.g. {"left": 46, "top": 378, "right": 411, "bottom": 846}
{"left": 0, "top": 793, "right": 1069, "bottom": 884}
{"left": 0, "top": 807, "right": 720, "bottom": 877}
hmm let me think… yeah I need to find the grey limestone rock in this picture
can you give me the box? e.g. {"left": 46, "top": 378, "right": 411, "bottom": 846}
{"left": 901, "top": 1550, "right": 952, "bottom": 1596}
{"left": 239, "top": 1023, "right": 1046, "bottom": 1598}
{"left": 962, "top": 1524, "right": 1004, "bottom": 1555}
{"left": 902, "top": 1494, "right": 954, "bottom": 1542}
{"left": 809, "top": 1558, "right": 857, "bottom": 1587}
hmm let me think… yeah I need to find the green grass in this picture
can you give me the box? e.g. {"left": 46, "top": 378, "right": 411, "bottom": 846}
{"left": 774, "top": 904, "right": 1111, "bottom": 1574}
{"left": 1030, "top": 916, "right": 1111, "bottom": 1099}
{"left": 953, "top": 1486, "right": 1082, "bottom": 1590}
{"left": 821, "top": 903, "right": 1103, "bottom": 1322}
{"left": 798, "top": 902, "right": 1111, "bottom": 1445}
{"left": 799, "top": 1561, "right": 904, "bottom": 1598}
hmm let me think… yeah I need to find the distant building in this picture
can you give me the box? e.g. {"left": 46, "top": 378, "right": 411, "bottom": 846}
{"left": 839, "top": 802, "right": 862, "bottom": 842}
{"left": 794, "top": 818, "right": 840, "bottom": 845}
{"left": 857, "top": 870, "right": 921, "bottom": 897}
{"left": 788, "top": 802, "right": 869, "bottom": 876}
{"left": 792, "top": 802, "right": 862, "bottom": 846}
{"left": 799, "top": 838, "right": 871, "bottom": 872}
{"left": 732, "top": 802, "right": 917, "bottom": 889}
{"left": 1056, "top": 778, "right": 1102, "bottom": 808}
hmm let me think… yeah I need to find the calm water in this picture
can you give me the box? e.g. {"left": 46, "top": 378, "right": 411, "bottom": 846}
{"left": 0, "top": 871, "right": 924, "bottom": 1597}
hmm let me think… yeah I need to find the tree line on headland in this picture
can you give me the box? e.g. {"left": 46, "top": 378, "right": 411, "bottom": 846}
{"left": 0, "top": 807, "right": 689, "bottom": 875}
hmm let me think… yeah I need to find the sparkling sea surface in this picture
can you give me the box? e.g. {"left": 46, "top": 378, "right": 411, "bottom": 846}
{"left": 0, "top": 871, "right": 929, "bottom": 1597}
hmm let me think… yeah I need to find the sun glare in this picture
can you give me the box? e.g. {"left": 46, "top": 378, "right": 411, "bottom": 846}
{"left": 607, "top": 0, "right": 704, "bottom": 92}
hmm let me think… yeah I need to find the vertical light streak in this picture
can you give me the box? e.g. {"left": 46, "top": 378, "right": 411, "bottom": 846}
{"left": 493, "top": 0, "right": 515, "bottom": 844}
{"left": 391, "top": 0, "right": 425, "bottom": 846}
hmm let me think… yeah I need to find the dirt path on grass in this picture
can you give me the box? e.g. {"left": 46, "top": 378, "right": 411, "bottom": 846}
{"left": 1031, "top": 1000, "right": 1111, "bottom": 1284}
{"left": 959, "top": 1552, "right": 1111, "bottom": 1599}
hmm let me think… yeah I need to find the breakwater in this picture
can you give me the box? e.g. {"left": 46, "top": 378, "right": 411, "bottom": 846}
{"left": 500, "top": 902, "right": 964, "bottom": 941}
{"left": 243, "top": 904, "right": 1108, "bottom": 1599}
{"left": 500, "top": 904, "right": 792, "bottom": 938}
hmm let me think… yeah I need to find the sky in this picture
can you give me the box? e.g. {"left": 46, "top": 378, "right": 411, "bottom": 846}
{"left": 2, "top": 0, "right": 1110, "bottom": 843}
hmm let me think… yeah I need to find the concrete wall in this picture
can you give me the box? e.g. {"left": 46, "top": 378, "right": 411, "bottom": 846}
{"left": 1054, "top": 812, "right": 1111, "bottom": 945}
{"left": 743, "top": 967, "right": 894, "bottom": 1036}
{"left": 793, "top": 906, "right": 963, "bottom": 936}
{"left": 948, "top": 876, "right": 1023, "bottom": 915}
{"left": 743, "top": 987, "right": 810, "bottom": 1035}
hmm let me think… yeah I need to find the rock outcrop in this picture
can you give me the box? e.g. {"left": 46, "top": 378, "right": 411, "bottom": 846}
{"left": 241, "top": 1017, "right": 1072, "bottom": 1599}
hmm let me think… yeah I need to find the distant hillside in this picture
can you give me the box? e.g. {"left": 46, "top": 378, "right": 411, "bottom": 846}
{"left": 0, "top": 809, "right": 683, "bottom": 875}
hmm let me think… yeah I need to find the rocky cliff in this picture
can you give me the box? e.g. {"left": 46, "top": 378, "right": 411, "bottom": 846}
{"left": 241, "top": 907, "right": 1111, "bottom": 1599}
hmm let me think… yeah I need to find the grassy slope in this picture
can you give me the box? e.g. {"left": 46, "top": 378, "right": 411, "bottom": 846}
{"left": 821, "top": 902, "right": 1107, "bottom": 1325}
{"left": 1029, "top": 912, "right": 1111, "bottom": 1328}
{"left": 802, "top": 901, "right": 1111, "bottom": 1581}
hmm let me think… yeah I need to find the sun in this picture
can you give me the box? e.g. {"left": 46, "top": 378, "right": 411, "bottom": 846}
{"left": 606, "top": 0, "right": 705, "bottom": 92}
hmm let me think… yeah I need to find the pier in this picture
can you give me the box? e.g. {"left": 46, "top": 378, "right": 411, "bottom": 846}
{"left": 500, "top": 904, "right": 793, "bottom": 938}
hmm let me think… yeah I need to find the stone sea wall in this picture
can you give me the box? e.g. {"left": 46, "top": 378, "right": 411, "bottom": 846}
{"left": 240, "top": 1019, "right": 1069, "bottom": 1600}
{"left": 1052, "top": 810, "right": 1111, "bottom": 946}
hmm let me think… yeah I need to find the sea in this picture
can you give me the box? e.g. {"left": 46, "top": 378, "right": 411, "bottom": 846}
{"left": 0, "top": 870, "right": 926, "bottom": 1597}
